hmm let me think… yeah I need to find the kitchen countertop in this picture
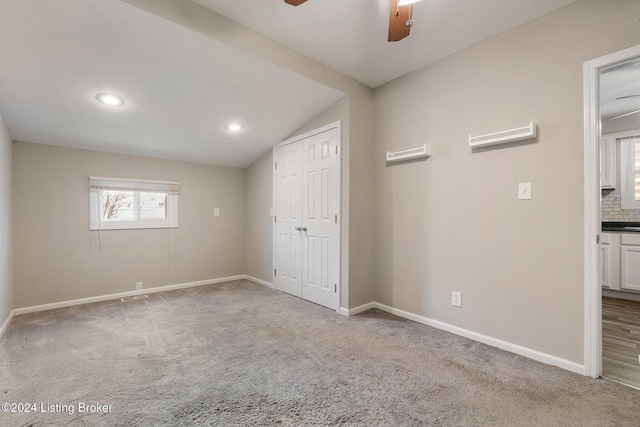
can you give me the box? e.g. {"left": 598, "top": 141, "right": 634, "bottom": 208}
{"left": 602, "top": 222, "right": 640, "bottom": 233}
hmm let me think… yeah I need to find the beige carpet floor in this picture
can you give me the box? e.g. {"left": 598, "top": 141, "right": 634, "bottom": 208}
{"left": 1, "top": 279, "right": 639, "bottom": 426}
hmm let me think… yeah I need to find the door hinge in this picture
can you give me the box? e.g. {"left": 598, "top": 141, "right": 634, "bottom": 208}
{"left": 335, "top": 214, "right": 337, "bottom": 224}
{"left": 334, "top": 284, "right": 337, "bottom": 293}
{"left": 275, "top": 162, "right": 277, "bottom": 170}
{"left": 596, "top": 234, "right": 600, "bottom": 244}
{"left": 335, "top": 146, "right": 338, "bottom": 155}
{"left": 274, "top": 215, "right": 277, "bottom": 223}
{"left": 274, "top": 268, "right": 277, "bottom": 276}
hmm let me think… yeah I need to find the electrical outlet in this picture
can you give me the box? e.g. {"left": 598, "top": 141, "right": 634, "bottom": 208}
{"left": 452, "top": 291, "right": 462, "bottom": 307}
{"left": 136, "top": 282, "right": 143, "bottom": 290}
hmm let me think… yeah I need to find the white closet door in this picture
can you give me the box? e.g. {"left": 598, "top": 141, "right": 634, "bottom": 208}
{"left": 273, "top": 124, "right": 340, "bottom": 311}
{"left": 302, "top": 128, "right": 339, "bottom": 310}
{"left": 274, "top": 142, "right": 303, "bottom": 297}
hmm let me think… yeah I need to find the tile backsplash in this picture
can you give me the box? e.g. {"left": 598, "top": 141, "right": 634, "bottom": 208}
{"left": 602, "top": 188, "right": 640, "bottom": 222}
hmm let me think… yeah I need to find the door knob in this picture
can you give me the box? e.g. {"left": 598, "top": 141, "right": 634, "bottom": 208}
{"left": 294, "top": 226, "right": 307, "bottom": 232}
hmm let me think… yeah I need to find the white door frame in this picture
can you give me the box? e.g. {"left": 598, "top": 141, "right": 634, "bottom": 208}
{"left": 583, "top": 44, "right": 640, "bottom": 378}
{"left": 273, "top": 121, "right": 342, "bottom": 313}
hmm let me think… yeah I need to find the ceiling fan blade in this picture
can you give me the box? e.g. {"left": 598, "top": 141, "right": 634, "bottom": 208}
{"left": 616, "top": 95, "right": 640, "bottom": 100}
{"left": 284, "top": 0, "right": 308, "bottom": 5}
{"left": 608, "top": 109, "right": 640, "bottom": 121}
{"left": 388, "top": 1, "right": 412, "bottom": 42}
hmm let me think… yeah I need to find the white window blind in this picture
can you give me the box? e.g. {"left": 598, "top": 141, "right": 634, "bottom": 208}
{"left": 89, "top": 177, "right": 179, "bottom": 193}
{"left": 619, "top": 135, "right": 640, "bottom": 210}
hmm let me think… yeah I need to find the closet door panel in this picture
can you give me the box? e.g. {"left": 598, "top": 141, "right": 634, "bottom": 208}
{"left": 274, "top": 143, "right": 303, "bottom": 297}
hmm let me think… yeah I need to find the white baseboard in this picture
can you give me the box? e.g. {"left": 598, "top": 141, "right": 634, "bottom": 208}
{"left": 344, "top": 300, "right": 586, "bottom": 376}
{"left": 14, "top": 275, "right": 246, "bottom": 315}
{"left": 342, "top": 301, "right": 377, "bottom": 316}
{"left": 244, "top": 275, "right": 275, "bottom": 289}
{"left": 0, "top": 309, "right": 15, "bottom": 339}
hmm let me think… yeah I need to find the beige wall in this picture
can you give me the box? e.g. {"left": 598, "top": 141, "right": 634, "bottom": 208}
{"left": 0, "top": 112, "right": 13, "bottom": 326}
{"left": 13, "top": 142, "right": 245, "bottom": 308}
{"left": 373, "top": 0, "right": 640, "bottom": 364}
{"left": 245, "top": 149, "right": 273, "bottom": 283}
{"left": 122, "top": 0, "right": 377, "bottom": 309}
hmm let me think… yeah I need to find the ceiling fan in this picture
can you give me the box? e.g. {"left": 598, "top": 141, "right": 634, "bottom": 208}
{"left": 284, "top": 0, "right": 423, "bottom": 42}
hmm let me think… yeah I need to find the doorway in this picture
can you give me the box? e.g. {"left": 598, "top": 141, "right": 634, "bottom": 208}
{"left": 584, "top": 45, "right": 640, "bottom": 382}
{"left": 272, "top": 122, "right": 341, "bottom": 311}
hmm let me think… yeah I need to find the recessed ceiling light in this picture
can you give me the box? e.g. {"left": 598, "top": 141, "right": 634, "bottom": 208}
{"left": 227, "top": 123, "right": 242, "bottom": 132}
{"left": 96, "top": 93, "right": 125, "bottom": 107}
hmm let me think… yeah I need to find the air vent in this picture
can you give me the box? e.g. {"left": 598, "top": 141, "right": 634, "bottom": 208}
{"left": 121, "top": 295, "right": 149, "bottom": 302}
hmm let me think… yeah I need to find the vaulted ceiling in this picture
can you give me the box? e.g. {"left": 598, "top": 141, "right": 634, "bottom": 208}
{"left": 194, "top": 0, "right": 578, "bottom": 88}
{"left": 0, "top": 0, "right": 583, "bottom": 167}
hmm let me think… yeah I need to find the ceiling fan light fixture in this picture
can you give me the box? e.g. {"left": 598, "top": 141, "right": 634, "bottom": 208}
{"left": 398, "top": 0, "right": 423, "bottom": 5}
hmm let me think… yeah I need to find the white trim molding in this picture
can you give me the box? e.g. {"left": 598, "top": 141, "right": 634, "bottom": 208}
{"left": 342, "top": 301, "right": 377, "bottom": 316}
{"left": 344, "top": 301, "right": 585, "bottom": 375}
{"left": 0, "top": 309, "right": 15, "bottom": 339}
{"left": 244, "top": 275, "right": 275, "bottom": 289}
{"left": 583, "top": 44, "right": 640, "bottom": 379}
{"left": 14, "top": 275, "right": 246, "bottom": 315}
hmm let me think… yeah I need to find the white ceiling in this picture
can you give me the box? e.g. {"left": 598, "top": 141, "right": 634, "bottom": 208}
{"left": 0, "top": 0, "right": 344, "bottom": 167}
{"left": 601, "top": 59, "right": 640, "bottom": 122}
{"left": 194, "top": 0, "right": 578, "bottom": 88}
{"left": 0, "top": 0, "right": 586, "bottom": 167}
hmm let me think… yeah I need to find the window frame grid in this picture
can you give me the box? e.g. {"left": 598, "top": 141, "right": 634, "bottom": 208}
{"left": 89, "top": 177, "right": 179, "bottom": 231}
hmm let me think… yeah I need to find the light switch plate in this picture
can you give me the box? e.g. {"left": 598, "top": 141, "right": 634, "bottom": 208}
{"left": 518, "top": 182, "right": 532, "bottom": 200}
{"left": 214, "top": 208, "right": 220, "bottom": 217}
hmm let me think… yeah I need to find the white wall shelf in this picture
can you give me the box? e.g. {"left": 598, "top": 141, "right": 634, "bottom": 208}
{"left": 386, "top": 144, "right": 431, "bottom": 163}
{"left": 469, "top": 122, "right": 537, "bottom": 148}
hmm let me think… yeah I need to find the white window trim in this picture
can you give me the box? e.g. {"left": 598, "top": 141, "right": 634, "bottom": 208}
{"left": 618, "top": 131, "right": 640, "bottom": 210}
{"left": 89, "top": 177, "right": 179, "bottom": 230}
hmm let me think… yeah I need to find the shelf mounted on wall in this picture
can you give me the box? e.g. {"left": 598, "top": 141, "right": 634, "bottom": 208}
{"left": 469, "top": 122, "right": 537, "bottom": 148}
{"left": 386, "top": 144, "right": 431, "bottom": 163}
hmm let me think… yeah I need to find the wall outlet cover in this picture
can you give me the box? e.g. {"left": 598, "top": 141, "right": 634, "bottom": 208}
{"left": 452, "top": 291, "right": 462, "bottom": 307}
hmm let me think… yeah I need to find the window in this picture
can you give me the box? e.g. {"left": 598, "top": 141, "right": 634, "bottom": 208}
{"left": 89, "top": 177, "right": 179, "bottom": 230}
{"left": 620, "top": 134, "right": 640, "bottom": 210}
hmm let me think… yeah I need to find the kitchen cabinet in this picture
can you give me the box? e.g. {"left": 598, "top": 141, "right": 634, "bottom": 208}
{"left": 620, "top": 234, "right": 640, "bottom": 292}
{"left": 601, "top": 233, "right": 611, "bottom": 289}
{"left": 600, "top": 134, "right": 617, "bottom": 189}
{"left": 601, "top": 232, "right": 640, "bottom": 292}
